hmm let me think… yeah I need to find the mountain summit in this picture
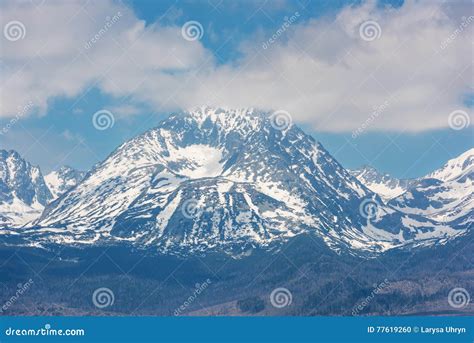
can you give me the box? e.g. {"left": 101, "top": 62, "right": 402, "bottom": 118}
{"left": 0, "top": 149, "right": 52, "bottom": 228}
{"left": 425, "top": 148, "right": 474, "bottom": 182}
{"left": 390, "top": 149, "right": 473, "bottom": 225}
{"left": 349, "top": 166, "right": 413, "bottom": 202}
{"left": 5, "top": 108, "right": 468, "bottom": 256}
{"left": 45, "top": 166, "right": 86, "bottom": 199}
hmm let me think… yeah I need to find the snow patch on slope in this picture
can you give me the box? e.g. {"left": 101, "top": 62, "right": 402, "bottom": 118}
{"left": 426, "top": 148, "right": 474, "bottom": 182}
{"left": 365, "top": 182, "right": 406, "bottom": 201}
{"left": 168, "top": 144, "right": 223, "bottom": 179}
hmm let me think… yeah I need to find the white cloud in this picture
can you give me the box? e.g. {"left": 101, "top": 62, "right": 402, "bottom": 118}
{"left": 0, "top": 0, "right": 472, "bottom": 133}
{"left": 61, "top": 129, "right": 84, "bottom": 143}
{"left": 0, "top": 0, "right": 211, "bottom": 117}
{"left": 109, "top": 104, "right": 143, "bottom": 117}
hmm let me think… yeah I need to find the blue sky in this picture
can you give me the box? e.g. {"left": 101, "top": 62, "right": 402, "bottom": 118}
{"left": 0, "top": 0, "right": 472, "bottom": 177}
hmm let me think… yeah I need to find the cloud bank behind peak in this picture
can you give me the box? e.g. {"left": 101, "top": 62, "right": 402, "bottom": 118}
{"left": 1, "top": 0, "right": 472, "bottom": 133}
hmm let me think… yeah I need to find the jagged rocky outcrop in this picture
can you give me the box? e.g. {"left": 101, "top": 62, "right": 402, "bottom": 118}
{"left": 0, "top": 149, "right": 52, "bottom": 228}
{"left": 45, "top": 166, "right": 86, "bottom": 199}
{"left": 349, "top": 166, "right": 414, "bottom": 202}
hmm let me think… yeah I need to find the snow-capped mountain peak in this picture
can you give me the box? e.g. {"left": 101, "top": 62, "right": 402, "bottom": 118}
{"left": 389, "top": 148, "right": 473, "bottom": 225}
{"left": 0, "top": 149, "right": 52, "bottom": 228}
{"left": 349, "top": 166, "right": 412, "bottom": 201}
{"left": 45, "top": 165, "right": 86, "bottom": 199}
{"left": 425, "top": 148, "right": 474, "bottom": 182}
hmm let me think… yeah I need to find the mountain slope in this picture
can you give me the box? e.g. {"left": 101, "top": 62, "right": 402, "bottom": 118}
{"left": 349, "top": 166, "right": 413, "bottom": 202}
{"left": 0, "top": 150, "right": 53, "bottom": 228}
{"left": 45, "top": 166, "right": 86, "bottom": 199}
{"left": 25, "top": 107, "right": 465, "bottom": 255}
{"left": 425, "top": 148, "right": 473, "bottom": 182}
{"left": 389, "top": 149, "right": 473, "bottom": 225}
